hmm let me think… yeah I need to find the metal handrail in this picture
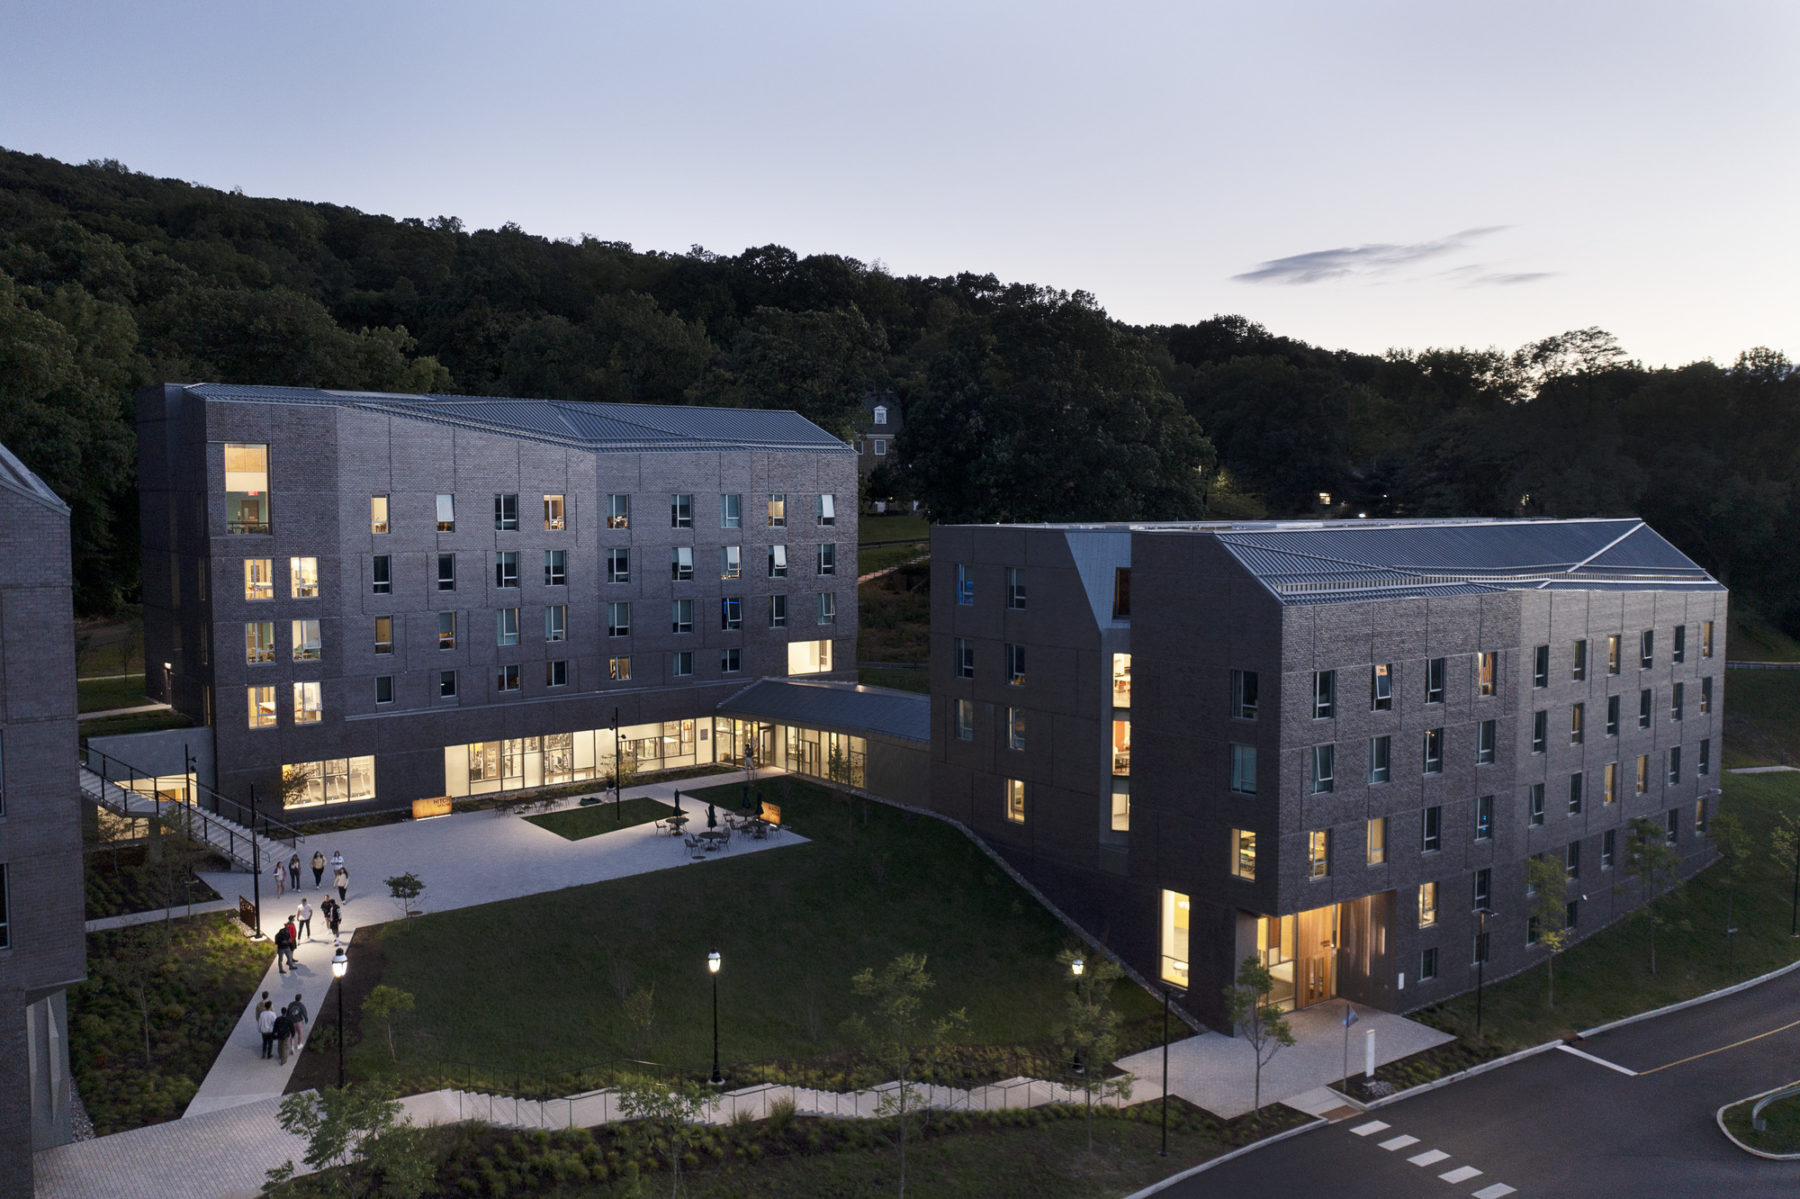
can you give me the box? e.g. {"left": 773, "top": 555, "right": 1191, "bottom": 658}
{"left": 80, "top": 762, "right": 261, "bottom": 872}
{"left": 78, "top": 744, "right": 305, "bottom": 848}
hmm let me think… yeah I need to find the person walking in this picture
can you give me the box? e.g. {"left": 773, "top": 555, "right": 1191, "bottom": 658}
{"left": 329, "top": 848, "right": 344, "bottom": 876}
{"left": 310, "top": 849, "right": 327, "bottom": 888}
{"left": 334, "top": 864, "right": 349, "bottom": 903}
{"left": 257, "top": 1002, "right": 277, "bottom": 1059}
{"left": 287, "top": 993, "right": 309, "bottom": 1051}
{"left": 272, "top": 857, "right": 285, "bottom": 899}
{"left": 287, "top": 852, "right": 302, "bottom": 892}
{"left": 321, "top": 896, "right": 342, "bottom": 943}
{"left": 273, "top": 920, "right": 294, "bottom": 975}
{"left": 296, "top": 898, "right": 314, "bottom": 942}
{"left": 273, "top": 1006, "right": 294, "bottom": 1065}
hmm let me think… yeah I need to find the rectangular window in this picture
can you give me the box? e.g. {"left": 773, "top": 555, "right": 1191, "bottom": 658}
{"left": 671, "top": 493, "right": 693, "bottom": 528}
{"left": 224, "top": 443, "right": 271, "bottom": 533}
{"left": 293, "top": 681, "right": 322, "bottom": 724}
{"left": 817, "top": 543, "right": 836, "bottom": 576}
{"left": 545, "top": 605, "right": 566, "bottom": 642}
{"left": 1368, "top": 735, "right": 1391, "bottom": 784}
{"left": 1419, "top": 881, "right": 1439, "bottom": 927}
{"left": 610, "top": 656, "right": 632, "bottom": 681}
{"left": 546, "top": 660, "right": 567, "bottom": 687}
{"left": 722, "top": 545, "right": 741, "bottom": 579}
{"left": 375, "top": 675, "right": 393, "bottom": 705}
{"left": 1231, "top": 670, "right": 1259, "bottom": 720}
{"left": 1005, "top": 778, "right": 1026, "bottom": 824}
{"left": 1532, "top": 709, "right": 1548, "bottom": 753}
{"left": 1673, "top": 624, "right": 1686, "bottom": 663}
{"left": 1231, "top": 828, "right": 1258, "bottom": 879}
{"left": 1569, "top": 771, "right": 1584, "bottom": 814}
{"left": 438, "top": 611, "right": 456, "bottom": 649}
{"left": 1696, "top": 794, "right": 1710, "bottom": 833}
{"left": 494, "top": 493, "right": 518, "bottom": 530}
{"left": 246, "top": 621, "right": 275, "bottom": 663}
{"left": 1426, "top": 657, "right": 1445, "bottom": 703}
{"left": 437, "top": 553, "right": 456, "bottom": 591}
{"left": 1423, "top": 805, "right": 1442, "bottom": 852}
{"left": 1703, "top": 620, "right": 1714, "bottom": 658}
{"left": 371, "top": 495, "right": 389, "bottom": 534}
{"left": 1608, "top": 634, "right": 1622, "bottom": 675}
{"left": 720, "top": 493, "right": 740, "bottom": 529}
{"left": 1667, "top": 808, "right": 1679, "bottom": 845}
{"left": 671, "top": 651, "right": 693, "bottom": 678}
{"left": 1112, "top": 568, "right": 1131, "bottom": 618}
{"left": 769, "top": 595, "right": 787, "bottom": 628}
{"left": 608, "top": 549, "right": 630, "bottom": 583}
{"left": 1567, "top": 841, "right": 1581, "bottom": 879}
{"left": 956, "top": 563, "right": 974, "bottom": 605}
{"left": 1636, "top": 754, "right": 1649, "bottom": 794}
{"left": 1371, "top": 663, "right": 1392, "bottom": 711}
{"left": 544, "top": 550, "right": 566, "bottom": 586}
{"left": 1367, "top": 817, "right": 1386, "bottom": 865}
{"left": 497, "top": 608, "right": 519, "bottom": 646}
{"left": 766, "top": 494, "right": 788, "bottom": 527}
{"left": 1533, "top": 644, "right": 1549, "bottom": 688}
{"left": 787, "top": 639, "right": 834, "bottom": 675}
{"left": 1478, "top": 651, "right": 1498, "bottom": 696}
{"left": 436, "top": 493, "right": 455, "bottom": 531}
{"left": 1229, "top": 744, "right": 1257, "bottom": 795}
{"left": 1313, "top": 670, "right": 1336, "bottom": 718}
{"left": 672, "top": 599, "right": 693, "bottom": 634}
{"left": 955, "top": 637, "right": 974, "bottom": 679}
{"left": 1571, "top": 702, "right": 1585, "bottom": 744}
{"left": 1310, "top": 743, "right": 1335, "bottom": 794}
{"left": 1420, "top": 947, "right": 1439, "bottom": 981}
{"left": 1671, "top": 682, "right": 1684, "bottom": 721}
{"left": 1529, "top": 783, "right": 1545, "bottom": 825}
{"left": 1700, "top": 738, "right": 1711, "bottom": 776}
{"left": 721, "top": 596, "right": 743, "bottom": 631}
{"left": 817, "top": 593, "right": 836, "bottom": 625}
{"left": 1006, "top": 567, "right": 1026, "bottom": 610}
{"left": 1006, "top": 643, "right": 1025, "bottom": 685}
{"left": 1640, "top": 630, "right": 1654, "bottom": 669}
{"left": 769, "top": 544, "right": 788, "bottom": 578}
{"left": 818, "top": 493, "right": 836, "bottom": 525}
{"left": 874, "top": 438, "right": 887, "bottom": 455}
{"left": 245, "top": 558, "right": 274, "bottom": 601}
{"left": 248, "top": 685, "right": 277, "bottom": 729}
{"left": 439, "top": 670, "right": 457, "bottom": 698}
{"left": 1475, "top": 794, "right": 1494, "bottom": 841}
{"left": 1639, "top": 688, "right": 1653, "bottom": 729}
{"left": 1701, "top": 676, "right": 1713, "bottom": 714}
{"left": 1668, "top": 746, "right": 1682, "bottom": 784}
{"left": 955, "top": 698, "right": 974, "bottom": 741}
{"left": 671, "top": 545, "right": 694, "bottom": 581}
{"left": 290, "top": 557, "right": 319, "bottom": 599}
{"left": 1573, "top": 639, "right": 1588, "bottom": 681}
{"left": 1474, "top": 867, "right": 1491, "bottom": 909}
{"left": 1604, "top": 761, "right": 1618, "bottom": 805}
{"left": 1308, "top": 829, "right": 1330, "bottom": 879}
{"left": 1477, "top": 719, "right": 1496, "bottom": 764}
{"left": 291, "top": 619, "right": 321, "bottom": 661}
{"left": 374, "top": 616, "right": 393, "bottom": 654}
{"left": 497, "top": 664, "right": 520, "bottom": 692}
{"left": 494, "top": 551, "right": 519, "bottom": 588}
{"left": 608, "top": 494, "right": 630, "bottom": 529}
{"left": 1607, "top": 695, "right": 1620, "bottom": 736}
{"left": 721, "top": 648, "right": 741, "bottom": 673}
{"left": 1603, "top": 828, "right": 1616, "bottom": 869}
{"left": 543, "top": 494, "right": 565, "bottom": 531}
{"left": 1423, "top": 728, "right": 1443, "bottom": 774}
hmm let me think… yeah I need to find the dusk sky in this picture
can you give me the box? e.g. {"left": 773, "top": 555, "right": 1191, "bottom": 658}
{"left": 5, "top": 1, "right": 1795, "bottom": 366}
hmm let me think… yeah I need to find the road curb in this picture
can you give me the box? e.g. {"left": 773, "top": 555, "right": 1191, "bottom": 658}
{"left": 1119, "top": 1116, "right": 1329, "bottom": 1198}
{"left": 1357, "top": 1040, "right": 1564, "bottom": 1112}
{"left": 1715, "top": 1080, "right": 1800, "bottom": 1161}
{"left": 1579, "top": 955, "right": 1800, "bottom": 1039}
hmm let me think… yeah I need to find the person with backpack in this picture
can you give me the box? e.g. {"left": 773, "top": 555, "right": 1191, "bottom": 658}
{"left": 287, "top": 994, "right": 309, "bottom": 1051}
{"left": 321, "top": 896, "right": 342, "bottom": 943}
{"left": 273, "top": 1006, "right": 294, "bottom": 1064}
{"left": 273, "top": 921, "right": 294, "bottom": 974}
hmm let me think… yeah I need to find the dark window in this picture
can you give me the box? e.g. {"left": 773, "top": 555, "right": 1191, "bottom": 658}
{"left": 1673, "top": 624, "right": 1686, "bottom": 663}
{"left": 1532, "top": 710, "right": 1547, "bottom": 753}
{"left": 1475, "top": 795, "right": 1494, "bottom": 841}
{"left": 1112, "top": 568, "right": 1131, "bottom": 618}
{"left": 1606, "top": 695, "right": 1620, "bottom": 736}
{"left": 1477, "top": 719, "right": 1496, "bottom": 764}
{"left": 1474, "top": 867, "right": 1491, "bottom": 909}
{"left": 375, "top": 676, "right": 393, "bottom": 704}
{"left": 1371, "top": 663, "right": 1392, "bottom": 711}
{"left": 1422, "top": 805, "right": 1442, "bottom": 852}
{"left": 372, "top": 555, "right": 391, "bottom": 594}
{"left": 1529, "top": 783, "right": 1545, "bottom": 825}
{"left": 1569, "top": 772, "right": 1584, "bottom": 814}
{"left": 494, "top": 493, "right": 518, "bottom": 530}
{"left": 1639, "top": 688, "right": 1652, "bottom": 730}
{"left": 1425, "top": 657, "right": 1445, "bottom": 704}
{"left": 439, "top": 670, "right": 457, "bottom": 698}
{"left": 1419, "top": 947, "right": 1438, "bottom": 981}
{"left": 1313, "top": 670, "right": 1336, "bottom": 719}
{"left": 1231, "top": 670, "right": 1258, "bottom": 720}
{"left": 437, "top": 553, "right": 455, "bottom": 591}
{"left": 1533, "top": 644, "right": 1549, "bottom": 688}
{"left": 1423, "top": 728, "right": 1443, "bottom": 774}
{"left": 1640, "top": 630, "right": 1654, "bottom": 669}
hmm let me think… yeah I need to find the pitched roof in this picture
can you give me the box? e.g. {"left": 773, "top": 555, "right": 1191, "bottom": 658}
{"left": 716, "top": 678, "right": 930, "bottom": 744}
{"left": 0, "top": 440, "right": 69, "bottom": 514}
{"left": 178, "top": 384, "right": 849, "bottom": 454}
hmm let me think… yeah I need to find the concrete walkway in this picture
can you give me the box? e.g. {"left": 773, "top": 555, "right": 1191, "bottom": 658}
{"left": 183, "top": 777, "right": 804, "bottom": 1118}
{"left": 1729, "top": 765, "right": 1799, "bottom": 774}
{"left": 78, "top": 702, "right": 170, "bottom": 721}
{"left": 1115, "top": 999, "right": 1453, "bottom": 1120}
{"left": 86, "top": 898, "right": 237, "bottom": 933}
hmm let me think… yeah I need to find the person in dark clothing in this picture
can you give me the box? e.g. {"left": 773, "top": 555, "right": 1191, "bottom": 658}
{"left": 273, "top": 1009, "right": 295, "bottom": 1064}
{"left": 287, "top": 994, "right": 309, "bottom": 1049}
{"left": 287, "top": 853, "right": 302, "bottom": 891}
{"left": 273, "top": 922, "right": 294, "bottom": 974}
{"left": 321, "top": 896, "right": 342, "bottom": 942}
{"left": 310, "top": 850, "right": 327, "bottom": 888}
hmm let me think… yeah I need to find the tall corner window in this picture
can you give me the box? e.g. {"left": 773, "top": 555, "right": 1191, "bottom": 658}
{"left": 1231, "top": 828, "right": 1257, "bottom": 880}
{"left": 1307, "top": 829, "right": 1330, "bottom": 879}
{"left": 1477, "top": 651, "right": 1498, "bottom": 697}
{"left": 224, "top": 443, "right": 271, "bottom": 534}
{"left": 1230, "top": 669, "right": 1258, "bottom": 720}
{"left": 1366, "top": 817, "right": 1386, "bottom": 865}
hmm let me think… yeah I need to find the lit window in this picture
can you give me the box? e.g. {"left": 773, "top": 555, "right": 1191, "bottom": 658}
{"left": 436, "top": 493, "right": 455, "bottom": 531}
{"left": 1006, "top": 643, "right": 1025, "bottom": 685}
{"left": 543, "top": 494, "right": 565, "bottom": 531}
{"left": 1007, "top": 707, "right": 1025, "bottom": 750}
{"left": 1005, "top": 778, "right": 1026, "bottom": 824}
{"left": 1702, "top": 621, "right": 1714, "bottom": 658}
{"left": 494, "top": 493, "right": 518, "bottom": 531}
{"left": 1161, "top": 892, "right": 1191, "bottom": 986}
{"left": 1607, "top": 634, "right": 1621, "bottom": 674}
{"left": 1604, "top": 762, "right": 1618, "bottom": 805}
{"left": 544, "top": 550, "right": 566, "bottom": 586}
{"left": 293, "top": 681, "right": 322, "bottom": 724}
{"left": 245, "top": 558, "right": 274, "bottom": 601}
{"left": 1371, "top": 663, "right": 1392, "bottom": 711}
{"left": 1112, "top": 654, "right": 1132, "bottom": 706}
{"left": 1112, "top": 719, "right": 1130, "bottom": 777}
{"left": 1419, "top": 882, "right": 1438, "bottom": 927}
{"left": 291, "top": 620, "right": 321, "bottom": 662}
{"left": 1571, "top": 703, "right": 1585, "bottom": 744}
{"left": 1231, "top": 828, "right": 1257, "bottom": 880}
{"left": 1307, "top": 830, "right": 1330, "bottom": 879}
{"left": 1477, "top": 652, "right": 1497, "bottom": 697}
{"left": 767, "top": 494, "right": 786, "bottom": 527}
{"left": 374, "top": 617, "right": 393, "bottom": 655}
{"left": 438, "top": 612, "right": 456, "bottom": 649}
{"left": 954, "top": 699, "right": 974, "bottom": 741}
{"left": 607, "top": 494, "right": 630, "bottom": 529}
{"left": 1367, "top": 817, "right": 1386, "bottom": 865}
{"left": 246, "top": 621, "right": 275, "bottom": 663}
{"left": 225, "top": 443, "right": 272, "bottom": 533}
{"left": 279, "top": 756, "right": 375, "bottom": 809}
{"left": 371, "top": 495, "right": 389, "bottom": 534}
{"left": 671, "top": 545, "right": 694, "bottom": 581}
{"left": 609, "top": 656, "right": 632, "bottom": 681}
{"left": 248, "top": 685, "right": 277, "bottom": 729}
{"left": 289, "top": 557, "right": 319, "bottom": 599}
{"left": 787, "top": 639, "right": 833, "bottom": 676}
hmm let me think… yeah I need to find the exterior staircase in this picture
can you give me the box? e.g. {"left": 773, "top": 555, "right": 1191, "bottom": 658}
{"left": 79, "top": 765, "right": 297, "bottom": 873}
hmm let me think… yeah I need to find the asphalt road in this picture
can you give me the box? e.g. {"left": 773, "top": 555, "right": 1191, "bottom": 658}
{"left": 1168, "top": 966, "right": 1800, "bottom": 1199}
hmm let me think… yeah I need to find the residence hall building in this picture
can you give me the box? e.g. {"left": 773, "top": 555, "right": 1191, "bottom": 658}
{"left": 931, "top": 518, "right": 1726, "bottom": 1027}
{"left": 138, "top": 383, "right": 858, "bottom": 815}
{"left": 0, "top": 442, "right": 84, "bottom": 1198}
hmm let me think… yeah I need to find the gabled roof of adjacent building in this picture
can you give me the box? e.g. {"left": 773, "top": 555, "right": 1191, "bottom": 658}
{"left": 177, "top": 383, "right": 849, "bottom": 454}
{"left": 0, "top": 440, "right": 70, "bottom": 514}
{"left": 717, "top": 678, "right": 930, "bottom": 744}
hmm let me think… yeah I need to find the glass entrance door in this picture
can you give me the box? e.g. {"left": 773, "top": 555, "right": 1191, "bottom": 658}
{"left": 1258, "top": 903, "right": 1341, "bottom": 1010}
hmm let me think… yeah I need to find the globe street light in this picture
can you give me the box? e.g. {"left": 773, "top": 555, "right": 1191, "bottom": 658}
{"left": 332, "top": 945, "right": 348, "bottom": 1089}
{"left": 708, "top": 950, "right": 723, "bottom": 1086}
{"left": 1070, "top": 957, "right": 1086, "bottom": 1074}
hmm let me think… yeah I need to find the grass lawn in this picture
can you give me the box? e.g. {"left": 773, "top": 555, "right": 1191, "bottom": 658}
{"left": 525, "top": 798, "right": 678, "bottom": 840}
{"left": 1723, "top": 667, "right": 1800, "bottom": 767}
{"left": 859, "top": 560, "right": 929, "bottom": 664}
{"left": 858, "top": 667, "right": 929, "bottom": 694}
{"left": 1722, "top": 1090, "right": 1800, "bottom": 1156}
{"left": 1728, "top": 611, "right": 1800, "bottom": 662}
{"left": 75, "top": 608, "right": 143, "bottom": 677}
{"left": 78, "top": 673, "right": 149, "bottom": 712}
{"left": 860, "top": 513, "right": 930, "bottom": 544}
{"left": 342, "top": 778, "right": 1161, "bottom": 1092}
{"left": 79, "top": 708, "right": 195, "bottom": 739}
{"left": 1415, "top": 771, "right": 1800, "bottom": 1052}
{"left": 858, "top": 541, "right": 928, "bottom": 577}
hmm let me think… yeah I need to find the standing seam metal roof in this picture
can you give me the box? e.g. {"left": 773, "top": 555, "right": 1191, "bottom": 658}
{"left": 0, "top": 440, "right": 70, "bottom": 514}
{"left": 715, "top": 679, "right": 930, "bottom": 744}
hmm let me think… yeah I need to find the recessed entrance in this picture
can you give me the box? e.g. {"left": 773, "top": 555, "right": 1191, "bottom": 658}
{"left": 1257, "top": 902, "right": 1352, "bottom": 1011}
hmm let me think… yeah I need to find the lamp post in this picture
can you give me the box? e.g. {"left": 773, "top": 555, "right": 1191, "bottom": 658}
{"left": 708, "top": 949, "right": 723, "bottom": 1086}
{"left": 1160, "top": 974, "right": 1186, "bottom": 1158}
{"left": 1070, "top": 957, "right": 1085, "bottom": 1075}
{"left": 613, "top": 708, "right": 622, "bottom": 822}
{"left": 332, "top": 945, "right": 348, "bottom": 1089}
{"left": 1474, "top": 908, "right": 1494, "bottom": 1037}
{"left": 248, "top": 783, "right": 264, "bottom": 939}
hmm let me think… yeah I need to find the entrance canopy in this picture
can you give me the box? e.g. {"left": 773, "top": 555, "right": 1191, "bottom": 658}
{"left": 716, "top": 679, "right": 929, "bottom": 745}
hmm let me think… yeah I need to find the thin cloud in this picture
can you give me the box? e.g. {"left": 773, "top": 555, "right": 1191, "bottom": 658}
{"left": 1463, "top": 271, "right": 1557, "bottom": 287}
{"left": 1232, "top": 227, "right": 1510, "bottom": 285}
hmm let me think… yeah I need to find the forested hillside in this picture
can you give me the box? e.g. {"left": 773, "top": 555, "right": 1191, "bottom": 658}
{"left": 2, "top": 146, "right": 1795, "bottom": 630}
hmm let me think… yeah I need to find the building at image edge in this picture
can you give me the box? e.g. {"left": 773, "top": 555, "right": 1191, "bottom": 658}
{"left": 929, "top": 518, "right": 1725, "bottom": 1027}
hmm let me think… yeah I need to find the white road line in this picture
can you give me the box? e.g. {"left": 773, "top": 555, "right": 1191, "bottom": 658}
{"left": 1473, "top": 1185, "right": 1517, "bottom": 1199}
{"left": 1378, "top": 1134, "right": 1420, "bottom": 1151}
{"left": 1349, "top": 1120, "right": 1390, "bottom": 1136}
{"left": 1558, "top": 1043, "right": 1639, "bottom": 1076}
{"left": 1408, "top": 1148, "right": 1450, "bottom": 1166}
{"left": 1440, "top": 1165, "right": 1483, "bottom": 1183}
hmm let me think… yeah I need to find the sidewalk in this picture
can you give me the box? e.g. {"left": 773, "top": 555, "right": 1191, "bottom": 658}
{"left": 86, "top": 898, "right": 237, "bottom": 933}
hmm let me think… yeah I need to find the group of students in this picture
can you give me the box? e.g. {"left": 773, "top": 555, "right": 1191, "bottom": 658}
{"left": 270, "top": 894, "right": 343, "bottom": 973}
{"left": 256, "top": 990, "right": 309, "bottom": 1064}
{"left": 272, "top": 847, "right": 349, "bottom": 900}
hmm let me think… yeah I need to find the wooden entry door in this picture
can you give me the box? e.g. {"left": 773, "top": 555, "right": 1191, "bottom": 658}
{"left": 1295, "top": 905, "right": 1339, "bottom": 1008}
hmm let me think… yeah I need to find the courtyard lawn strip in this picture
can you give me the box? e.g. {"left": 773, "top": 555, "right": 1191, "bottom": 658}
{"left": 524, "top": 798, "right": 678, "bottom": 841}
{"left": 1721, "top": 1089, "right": 1800, "bottom": 1156}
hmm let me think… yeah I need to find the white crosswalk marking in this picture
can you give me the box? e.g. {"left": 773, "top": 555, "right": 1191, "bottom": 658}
{"left": 1407, "top": 1149, "right": 1450, "bottom": 1166}
{"left": 1473, "top": 1185, "right": 1517, "bottom": 1199}
{"left": 1378, "top": 1134, "right": 1420, "bottom": 1151}
{"left": 1440, "top": 1165, "right": 1483, "bottom": 1183}
{"left": 1349, "top": 1120, "right": 1391, "bottom": 1136}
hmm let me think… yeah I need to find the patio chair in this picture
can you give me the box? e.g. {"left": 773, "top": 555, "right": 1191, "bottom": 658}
{"left": 683, "top": 834, "right": 702, "bottom": 854}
